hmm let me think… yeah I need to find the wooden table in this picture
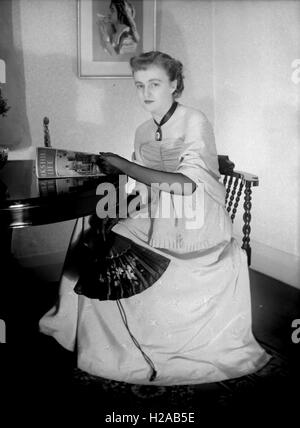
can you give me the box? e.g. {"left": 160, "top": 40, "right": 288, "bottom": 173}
{"left": 0, "top": 160, "right": 120, "bottom": 344}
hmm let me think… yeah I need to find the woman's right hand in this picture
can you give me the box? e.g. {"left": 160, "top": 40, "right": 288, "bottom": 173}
{"left": 96, "top": 153, "right": 121, "bottom": 175}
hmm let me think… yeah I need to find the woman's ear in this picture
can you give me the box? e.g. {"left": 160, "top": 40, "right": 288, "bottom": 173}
{"left": 170, "top": 80, "right": 177, "bottom": 94}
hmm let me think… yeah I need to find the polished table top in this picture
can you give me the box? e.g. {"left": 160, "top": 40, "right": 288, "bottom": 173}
{"left": 0, "top": 160, "right": 118, "bottom": 228}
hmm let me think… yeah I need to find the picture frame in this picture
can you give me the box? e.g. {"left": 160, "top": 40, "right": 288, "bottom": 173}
{"left": 77, "top": 0, "right": 157, "bottom": 78}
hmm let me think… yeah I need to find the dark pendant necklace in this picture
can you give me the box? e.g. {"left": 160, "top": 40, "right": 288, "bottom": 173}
{"left": 154, "top": 101, "right": 178, "bottom": 141}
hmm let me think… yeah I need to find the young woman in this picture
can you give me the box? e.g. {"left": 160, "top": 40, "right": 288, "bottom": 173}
{"left": 40, "top": 51, "right": 270, "bottom": 385}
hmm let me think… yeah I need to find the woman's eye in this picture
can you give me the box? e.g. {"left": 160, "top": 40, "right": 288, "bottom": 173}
{"left": 135, "top": 84, "right": 143, "bottom": 90}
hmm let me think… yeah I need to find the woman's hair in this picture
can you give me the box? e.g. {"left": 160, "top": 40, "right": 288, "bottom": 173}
{"left": 129, "top": 51, "right": 184, "bottom": 99}
{"left": 110, "top": 0, "right": 135, "bottom": 26}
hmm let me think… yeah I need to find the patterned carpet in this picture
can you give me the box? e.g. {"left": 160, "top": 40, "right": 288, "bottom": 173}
{"left": 0, "top": 339, "right": 295, "bottom": 425}
{"left": 69, "top": 341, "right": 297, "bottom": 421}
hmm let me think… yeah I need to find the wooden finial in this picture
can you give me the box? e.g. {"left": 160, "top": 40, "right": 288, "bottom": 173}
{"left": 43, "top": 117, "right": 51, "bottom": 147}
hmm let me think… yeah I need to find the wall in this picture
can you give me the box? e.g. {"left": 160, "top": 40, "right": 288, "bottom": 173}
{"left": 0, "top": 0, "right": 31, "bottom": 149}
{"left": 8, "top": 0, "right": 215, "bottom": 281}
{"left": 212, "top": 0, "right": 300, "bottom": 287}
{"left": 4, "top": 0, "right": 300, "bottom": 288}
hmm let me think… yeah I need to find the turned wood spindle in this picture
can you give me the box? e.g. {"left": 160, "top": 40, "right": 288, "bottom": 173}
{"left": 231, "top": 179, "right": 244, "bottom": 222}
{"left": 227, "top": 176, "right": 239, "bottom": 215}
{"left": 225, "top": 175, "right": 233, "bottom": 208}
{"left": 223, "top": 175, "right": 228, "bottom": 188}
{"left": 242, "top": 182, "right": 252, "bottom": 266}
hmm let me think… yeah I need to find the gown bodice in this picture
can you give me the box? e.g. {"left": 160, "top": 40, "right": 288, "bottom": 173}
{"left": 138, "top": 138, "right": 185, "bottom": 173}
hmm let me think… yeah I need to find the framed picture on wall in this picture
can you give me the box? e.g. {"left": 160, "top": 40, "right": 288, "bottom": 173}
{"left": 77, "top": 0, "right": 156, "bottom": 78}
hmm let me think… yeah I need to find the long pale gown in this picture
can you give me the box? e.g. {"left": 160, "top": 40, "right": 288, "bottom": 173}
{"left": 39, "top": 104, "right": 270, "bottom": 385}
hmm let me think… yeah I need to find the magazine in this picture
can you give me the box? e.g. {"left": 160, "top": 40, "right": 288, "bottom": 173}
{"left": 37, "top": 175, "right": 117, "bottom": 197}
{"left": 38, "top": 177, "right": 95, "bottom": 196}
{"left": 35, "top": 147, "right": 105, "bottom": 179}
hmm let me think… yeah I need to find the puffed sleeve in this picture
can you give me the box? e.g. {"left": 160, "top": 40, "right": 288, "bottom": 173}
{"left": 175, "top": 111, "right": 225, "bottom": 205}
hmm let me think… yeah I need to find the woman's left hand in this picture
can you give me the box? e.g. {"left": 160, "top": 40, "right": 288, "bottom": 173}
{"left": 97, "top": 152, "right": 126, "bottom": 175}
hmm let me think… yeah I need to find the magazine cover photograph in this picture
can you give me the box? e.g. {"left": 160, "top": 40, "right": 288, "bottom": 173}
{"left": 35, "top": 147, "right": 104, "bottom": 178}
{"left": 0, "top": 0, "right": 299, "bottom": 424}
{"left": 55, "top": 150, "right": 100, "bottom": 176}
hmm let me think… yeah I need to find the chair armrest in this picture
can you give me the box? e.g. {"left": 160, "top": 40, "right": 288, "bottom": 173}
{"left": 234, "top": 170, "right": 259, "bottom": 187}
{"left": 218, "top": 155, "right": 259, "bottom": 187}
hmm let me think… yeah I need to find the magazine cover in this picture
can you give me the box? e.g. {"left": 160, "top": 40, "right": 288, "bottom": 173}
{"left": 0, "top": 0, "right": 299, "bottom": 424}
{"left": 38, "top": 176, "right": 98, "bottom": 196}
{"left": 36, "top": 147, "right": 104, "bottom": 178}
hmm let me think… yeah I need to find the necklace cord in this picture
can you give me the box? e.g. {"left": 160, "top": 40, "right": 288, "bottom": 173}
{"left": 154, "top": 101, "right": 178, "bottom": 141}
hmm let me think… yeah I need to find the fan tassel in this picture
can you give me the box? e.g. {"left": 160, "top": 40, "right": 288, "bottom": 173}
{"left": 116, "top": 300, "right": 158, "bottom": 383}
{"left": 149, "top": 369, "right": 157, "bottom": 382}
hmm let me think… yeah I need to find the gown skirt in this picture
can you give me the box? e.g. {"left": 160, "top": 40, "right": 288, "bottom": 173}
{"left": 39, "top": 215, "right": 270, "bottom": 386}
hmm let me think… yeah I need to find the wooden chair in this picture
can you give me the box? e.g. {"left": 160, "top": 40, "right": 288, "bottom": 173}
{"left": 218, "top": 155, "right": 259, "bottom": 266}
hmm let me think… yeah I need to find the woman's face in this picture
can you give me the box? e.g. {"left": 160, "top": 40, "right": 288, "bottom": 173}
{"left": 133, "top": 65, "right": 177, "bottom": 118}
{"left": 109, "top": 4, "right": 118, "bottom": 24}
